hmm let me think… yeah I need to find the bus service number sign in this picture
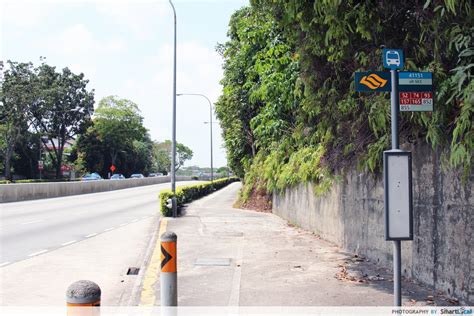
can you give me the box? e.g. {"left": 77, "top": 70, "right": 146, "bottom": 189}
{"left": 399, "top": 91, "right": 433, "bottom": 112}
{"left": 398, "top": 72, "right": 433, "bottom": 112}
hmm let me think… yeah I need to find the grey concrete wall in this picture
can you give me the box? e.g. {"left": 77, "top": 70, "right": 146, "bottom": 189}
{"left": 0, "top": 176, "right": 192, "bottom": 203}
{"left": 272, "top": 143, "right": 473, "bottom": 304}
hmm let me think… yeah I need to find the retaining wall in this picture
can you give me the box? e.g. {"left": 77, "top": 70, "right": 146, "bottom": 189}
{"left": 0, "top": 176, "right": 192, "bottom": 203}
{"left": 272, "top": 143, "right": 473, "bottom": 304}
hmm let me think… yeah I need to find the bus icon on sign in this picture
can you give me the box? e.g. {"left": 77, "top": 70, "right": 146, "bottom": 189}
{"left": 383, "top": 48, "right": 404, "bottom": 69}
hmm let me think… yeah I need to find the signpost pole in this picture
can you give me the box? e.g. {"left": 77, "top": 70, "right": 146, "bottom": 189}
{"left": 390, "top": 68, "right": 402, "bottom": 307}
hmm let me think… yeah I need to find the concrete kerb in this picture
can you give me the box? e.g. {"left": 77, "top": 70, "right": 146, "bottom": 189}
{"left": 120, "top": 215, "right": 162, "bottom": 306}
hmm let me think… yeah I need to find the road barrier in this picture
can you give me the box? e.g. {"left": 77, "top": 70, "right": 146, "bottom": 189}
{"left": 0, "top": 176, "right": 193, "bottom": 203}
{"left": 66, "top": 280, "right": 101, "bottom": 315}
{"left": 160, "top": 231, "right": 177, "bottom": 306}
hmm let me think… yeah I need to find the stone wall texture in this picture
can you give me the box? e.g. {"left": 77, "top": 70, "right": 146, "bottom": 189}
{"left": 272, "top": 143, "right": 473, "bottom": 304}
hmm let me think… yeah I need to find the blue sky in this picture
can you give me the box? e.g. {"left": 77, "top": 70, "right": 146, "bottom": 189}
{"left": 1, "top": 0, "right": 249, "bottom": 169}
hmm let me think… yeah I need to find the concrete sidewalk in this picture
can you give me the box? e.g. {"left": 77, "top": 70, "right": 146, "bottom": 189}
{"left": 147, "top": 182, "right": 447, "bottom": 306}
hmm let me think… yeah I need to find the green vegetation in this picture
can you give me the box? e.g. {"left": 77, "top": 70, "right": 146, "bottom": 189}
{"left": 216, "top": 0, "right": 473, "bottom": 205}
{"left": 153, "top": 140, "right": 193, "bottom": 175}
{"left": 158, "top": 177, "right": 240, "bottom": 216}
{"left": 0, "top": 59, "right": 94, "bottom": 179}
{"left": 1, "top": 61, "right": 195, "bottom": 180}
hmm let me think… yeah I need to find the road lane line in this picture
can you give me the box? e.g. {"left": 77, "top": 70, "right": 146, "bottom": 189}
{"left": 21, "top": 220, "right": 44, "bottom": 225}
{"left": 28, "top": 249, "right": 48, "bottom": 257}
{"left": 85, "top": 233, "right": 98, "bottom": 238}
{"left": 103, "top": 227, "right": 114, "bottom": 232}
{"left": 61, "top": 240, "right": 77, "bottom": 246}
{"left": 139, "top": 218, "right": 168, "bottom": 306}
{"left": 0, "top": 262, "right": 10, "bottom": 267}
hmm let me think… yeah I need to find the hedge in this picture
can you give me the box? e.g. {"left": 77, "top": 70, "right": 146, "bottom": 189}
{"left": 159, "top": 177, "right": 239, "bottom": 216}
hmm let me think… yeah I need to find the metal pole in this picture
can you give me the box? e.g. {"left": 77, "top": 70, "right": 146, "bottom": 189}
{"left": 209, "top": 99, "right": 214, "bottom": 183}
{"left": 160, "top": 231, "right": 177, "bottom": 306}
{"left": 390, "top": 69, "right": 399, "bottom": 150}
{"left": 390, "top": 68, "right": 402, "bottom": 306}
{"left": 169, "top": 0, "right": 177, "bottom": 217}
{"left": 176, "top": 93, "right": 214, "bottom": 182}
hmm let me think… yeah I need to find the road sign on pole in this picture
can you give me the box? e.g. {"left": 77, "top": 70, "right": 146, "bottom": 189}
{"left": 383, "top": 48, "right": 404, "bottom": 70}
{"left": 110, "top": 165, "right": 116, "bottom": 173}
{"left": 398, "top": 72, "right": 434, "bottom": 112}
{"left": 38, "top": 160, "right": 44, "bottom": 171}
{"left": 354, "top": 71, "right": 391, "bottom": 92}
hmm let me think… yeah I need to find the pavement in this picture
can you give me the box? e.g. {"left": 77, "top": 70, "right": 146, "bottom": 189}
{"left": 142, "top": 182, "right": 449, "bottom": 306}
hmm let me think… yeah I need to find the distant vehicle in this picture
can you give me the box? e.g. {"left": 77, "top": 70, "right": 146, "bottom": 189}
{"left": 110, "top": 174, "right": 125, "bottom": 180}
{"left": 130, "top": 173, "right": 145, "bottom": 179}
{"left": 148, "top": 173, "right": 164, "bottom": 177}
{"left": 82, "top": 173, "right": 103, "bottom": 181}
{"left": 386, "top": 50, "right": 401, "bottom": 67}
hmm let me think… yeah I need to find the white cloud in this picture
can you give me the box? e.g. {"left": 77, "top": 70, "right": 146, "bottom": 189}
{"left": 52, "top": 24, "right": 127, "bottom": 56}
{"left": 94, "top": 1, "right": 167, "bottom": 40}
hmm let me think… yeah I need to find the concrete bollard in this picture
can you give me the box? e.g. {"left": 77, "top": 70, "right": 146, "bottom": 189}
{"left": 160, "top": 231, "right": 177, "bottom": 306}
{"left": 66, "top": 280, "right": 101, "bottom": 316}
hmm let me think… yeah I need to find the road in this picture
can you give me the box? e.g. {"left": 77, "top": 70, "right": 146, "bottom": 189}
{"left": 0, "top": 180, "right": 198, "bottom": 306}
{"left": 0, "top": 181, "right": 196, "bottom": 267}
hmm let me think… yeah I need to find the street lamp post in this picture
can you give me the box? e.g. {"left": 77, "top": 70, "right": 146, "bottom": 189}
{"left": 176, "top": 93, "right": 214, "bottom": 182}
{"left": 169, "top": 0, "right": 178, "bottom": 217}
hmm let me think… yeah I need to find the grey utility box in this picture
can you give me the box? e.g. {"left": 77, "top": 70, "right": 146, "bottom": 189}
{"left": 383, "top": 150, "right": 413, "bottom": 240}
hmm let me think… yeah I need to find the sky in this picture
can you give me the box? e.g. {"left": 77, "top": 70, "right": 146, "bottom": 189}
{"left": 0, "top": 0, "right": 249, "bottom": 169}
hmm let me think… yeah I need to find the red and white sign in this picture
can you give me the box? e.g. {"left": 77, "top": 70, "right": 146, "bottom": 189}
{"left": 38, "top": 160, "right": 44, "bottom": 170}
{"left": 61, "top": 165, "right": 72, "bottom": 172}
{"left": 110, "top": 165, "right": 116, "bottom": 172}
{"left": 399, "top": 92, "right": 433, "bottom": 112}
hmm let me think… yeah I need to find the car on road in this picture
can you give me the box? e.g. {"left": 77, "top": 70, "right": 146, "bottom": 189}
{"left": 130, "top": 173, "right": 145, "bottom": 179}
{"left": 148, "top": 173, "right": 164, "bottom": 177}
{"left": 110, "top": 174, "right": 125, "bottom": 180}
{"left": 82, "top": 173, "right": 103, "bottom": 181}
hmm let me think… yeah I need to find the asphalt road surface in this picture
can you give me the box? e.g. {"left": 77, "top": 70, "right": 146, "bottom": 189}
{"left": 0, "top": 181, "right": 197, "bottom": 267}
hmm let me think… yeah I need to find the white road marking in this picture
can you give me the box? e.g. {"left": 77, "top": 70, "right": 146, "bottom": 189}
{"left": 131, "top": 219, "right": 139, "bottom": 223}
{"left": 21, "top": 220, "right": 43, "bottom": 225}
{"left": 0, "top": 262, "right": 10, "bottom": 267}
{"left": 28, "top": 249, "right": 48, "bottom": 257}
{"left": 61, "top": 240, "right": 77, "bottom": 246}
{"left": 119, "top": 223, "right": 127, "bottom": 227}
{"left": 103, "top": 227, "right": 114, "bottom": 232}
{"left": 85, "top": 233, "right": 98, "bottom": 238}
{"left": 141, "top": 216, "right": 148, "bottom": 220}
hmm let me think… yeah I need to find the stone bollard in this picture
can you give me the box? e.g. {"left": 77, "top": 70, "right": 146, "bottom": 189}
{"left": 66, "top": 280, "right": 101, "bottom": 316}
{"left": 160, "top": 231, "right": 177, "bottom": 306}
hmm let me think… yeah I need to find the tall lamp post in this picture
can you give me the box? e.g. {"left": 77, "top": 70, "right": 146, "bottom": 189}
{"left": 176, "top": 93, "right": 214, "bottom": 182}
{"left": 169, "top": 0, "right": 178, "bottom": 217}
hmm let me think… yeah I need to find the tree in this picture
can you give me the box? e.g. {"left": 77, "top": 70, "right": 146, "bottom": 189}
{"left": 94, "top": 96, "right": 147, "bottom": 168}
{"left": 31, "top": 62, "right": 94, "bottom": 178}
{"left": 153, "top": 140, "right": 193, "bottom": 174}
{"left": 217, "top": 1, "right": 473, "bottom": 203}
{"left": 72, "top": 96, "right": 154, "bottom": 177}
{"left": 0, "top": 61, "right": 39, "bottom": 180}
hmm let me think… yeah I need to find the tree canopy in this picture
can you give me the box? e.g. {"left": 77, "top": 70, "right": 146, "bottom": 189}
{"left": 216, "top": 0, "right": 473, "bottom": 203}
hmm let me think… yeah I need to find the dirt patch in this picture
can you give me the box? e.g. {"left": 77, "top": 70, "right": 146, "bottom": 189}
{"left": 240, "top": 188, "right": 272, "bottom": 212}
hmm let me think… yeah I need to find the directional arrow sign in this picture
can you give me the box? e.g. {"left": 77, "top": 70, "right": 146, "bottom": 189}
{"left": 160, "top": 242, "right": 176, "bottom": 272}
{"left": 355, "top": 71, "right": 391, "bottom": 92}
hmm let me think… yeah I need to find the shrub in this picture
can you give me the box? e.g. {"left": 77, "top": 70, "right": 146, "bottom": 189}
{"left": 158, "top": 177, "right": 239, "bottom": 216}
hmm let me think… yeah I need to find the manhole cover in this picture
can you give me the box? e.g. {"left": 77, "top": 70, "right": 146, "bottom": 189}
{"left": 126, "top": 267, "right": 140, "bottom": 275}
{"left": 194, "top": 258, "right": 231, "bottom": 266}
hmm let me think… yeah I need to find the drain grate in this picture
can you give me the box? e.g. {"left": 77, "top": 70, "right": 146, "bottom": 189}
{"left": 126, "top": 267, "right": 140, "bottom": 275}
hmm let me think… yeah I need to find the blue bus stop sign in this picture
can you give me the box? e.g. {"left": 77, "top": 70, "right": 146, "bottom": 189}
{"left": 383, "top": 49, "right": 404, "bottom": 70}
